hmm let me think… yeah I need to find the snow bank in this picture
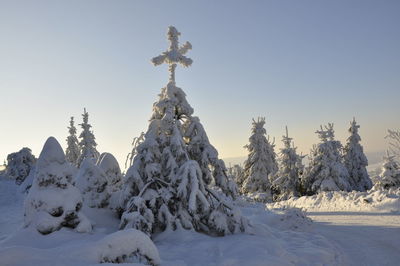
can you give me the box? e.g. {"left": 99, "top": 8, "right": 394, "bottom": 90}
{"left": 91, "top": 229, "right": 160, "bottom": 265}
{"left": 269, "top": 188, "right": 400, "bottom": 213}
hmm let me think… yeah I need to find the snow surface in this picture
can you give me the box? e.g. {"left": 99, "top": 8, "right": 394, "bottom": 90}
{"left": 1, "top": 177, "right": 399, "bottom": 265}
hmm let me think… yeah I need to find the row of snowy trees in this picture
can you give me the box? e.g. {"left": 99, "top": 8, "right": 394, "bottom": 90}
{"left": 234, "top": 118, "right": 380, "bottom": 201}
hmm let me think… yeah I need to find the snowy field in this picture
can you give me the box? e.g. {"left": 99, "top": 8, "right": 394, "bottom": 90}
{"left": 0, "top": 176, "right": 399, "bottom": 266}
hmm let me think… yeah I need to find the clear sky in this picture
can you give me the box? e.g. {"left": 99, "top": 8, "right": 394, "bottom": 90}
{"left": 1, "top": 0, "right": 399, "bottom": 168}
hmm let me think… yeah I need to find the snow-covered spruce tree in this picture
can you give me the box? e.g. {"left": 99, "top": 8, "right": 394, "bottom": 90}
{"left": 6, "top": 147, "right": 37, "bottom": 185}
{"left": 120, "top": 26, "right": 248, "bottom": 236}
{"left": 76, "top": 158, "right": 110, "bottom": 208}
{"left": 374, "top": 152, "right": 400, "bottom": 189}
{"left": 66, "top": 116, "right": 80, "bottom": 166}
{"left": 241, "top": 117, "right": 278, "bottom": 199}
{"left": 228, "top": 164, "right": 245, "bottom": 188}
{"left": 343, "top": 118, "right": 372, "bottom": 191}
{"left": 272, "top": 127, "right": 304, "bottom": 201}
{"left": 77, "top": 108, "right": 100, "bottom": 167}
{"left": 302, "top": 124, "right": 351, "bottom": 194}
{"left": 24, "top": 137, "right": 91, "bottom": 234}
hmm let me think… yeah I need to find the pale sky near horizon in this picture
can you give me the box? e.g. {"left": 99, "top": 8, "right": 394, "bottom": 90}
{"left": 1, "top": 0, "right": 399, "bottom": 168}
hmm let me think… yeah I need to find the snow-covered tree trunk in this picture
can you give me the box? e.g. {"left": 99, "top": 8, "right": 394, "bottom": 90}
{"left": 343, "top": 118, "right": 372, "bottom": 191}
{"left": 77, "top": 108, "right": 100, "bottom": 167}
{"left": 66, "top": 116, "right": 80, "bottom": 166}
{"left": 24, "top": 137, "right": 91, "bottom": 234}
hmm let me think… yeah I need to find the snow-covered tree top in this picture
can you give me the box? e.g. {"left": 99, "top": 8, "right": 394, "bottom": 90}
{"left": 349, "top": 118, "right": 359, "bottom": 135}
{"left": 282, "top": 126, "right": 293, "bottom": 148}
{"left": 316, "top": 123, "right": 335, "bottom": 142}
{"left": 151, "top": 26, "right": 193, "bottom": 84}
{"left": 251, "top": 117, "right": 266, "bottom": 135}
{"left": 68, "top": 117, "right": 77, "bottom": 135}
{"left": 37, "top": 137, "right": 66, "bottom": 168}
{"left": 98, "top": 152, "right": 120, "bottom": 173}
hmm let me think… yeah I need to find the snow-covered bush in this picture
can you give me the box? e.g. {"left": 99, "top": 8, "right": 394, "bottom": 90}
{"left": 24, "top": 137, "right": 91, "bottom": 235}
{"left": 120, "top": 26, "right": 248, "bottom": 236}
{"left": 302, "top": 124, "right": 351, "bottom": 194}
{"left": 93, "top": 229, "right": 160, "bottom": 265}
{"left": 272, "top": 127, "right": 304, "bottom": 201}
{"left": 76, "top": 158, "right": 110, "bottom": 208}
{"left": 97, "top": 152, "right": 123, "bottom": 191}
{"left": 65, "top": 116, "right": 80, "bottom": 166}
{"left": 373, "top": 152, "right": 400, "bottom": 189}
{"left": 5, "top": 147, "right": 36, "bottom": 185}
{"left": 77, "top": 108, "right": 100, "bottom": 167}
{"left": 343, "top": 118, "right": 372, "bottom": 191}
{"left": 241, "top": 117, "right": 277, "bottom": 199}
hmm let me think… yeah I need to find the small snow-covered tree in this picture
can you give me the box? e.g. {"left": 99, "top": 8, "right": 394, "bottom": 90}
{"left": 77, "top": 108, "right": 100, "bottom": 167}
{"left": 6, "top": 147, "right": 37, "bottom": 185}
{"left": 343, "top": 118, "right": 372, "bottom": 191}
{"left": 228, "top": 164, "right": 245, "bottom": 188}
{"left": 302, "top": 124, "right": 351, "bottom": 194}
{"left": 272, "top": 127, "right": 304, "bottom": 201}
{"left": 76, "top": 158, "right": 110, "bottom": 208}
{"left": 98, "top": 152, "right": 123, "bottom": 191}
{"left": 241, "top": 117, "right": 278, "bottom": 198}
{"left": 24, "top": 137, "right": 91, "bottom": 234}
{"left": 120, "top": 26, "right": 248, "bottom": 236}
{"left": 66, "top": 116, "right": 80, "bottom": 166}
{"left": 374, "top": 152, "right": 400, "bottom": 189}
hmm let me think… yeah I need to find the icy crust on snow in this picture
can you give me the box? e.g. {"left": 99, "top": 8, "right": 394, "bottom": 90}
{"left": 268, "top": 188, "right": 400, "bottom": 213}
{"left": 94, "top": 229, "right": 160, "bottom": 265}
{"left": 24, "top": 137, "right": 91, "bottom": 234}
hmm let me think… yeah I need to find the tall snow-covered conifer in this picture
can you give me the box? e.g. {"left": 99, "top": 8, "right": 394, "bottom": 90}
{"left": 120, "top": 26, "right": 248, "bottom": 236}
{"left": 77, "top": 108, "right": 100, "bottom": 167}
{"left": 66, "top": 117, "right": 80, "bottom": 166}
{"left": 343, "top": 118, "right": 372, "bottom": 191}
{"left": 241, "top": 117, "right": 278, "bottom": 199}
{"left": 302, "top": 124, "right": 351, "bottom": 194}
{"left": 272, "top": 127, "right": 303, "bottom": 201}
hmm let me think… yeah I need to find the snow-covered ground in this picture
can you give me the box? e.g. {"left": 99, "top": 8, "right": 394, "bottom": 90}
{"left": 1, "top": 176, "right": 399, "bottom": 265}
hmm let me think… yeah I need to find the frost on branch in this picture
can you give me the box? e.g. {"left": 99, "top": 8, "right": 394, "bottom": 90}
{"left": 343, "top": 118, "right": 372, "bottom": 191}
{"left": 120, "top": 26, "right": 247, "bottom": 236}
{"left": 302, "top": 124, "right": 351, "bottom": 194}
{"left": 24, "top": 137, "right": 91, "bottom": 235}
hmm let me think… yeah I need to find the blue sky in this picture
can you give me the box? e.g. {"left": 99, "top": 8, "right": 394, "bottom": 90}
{"left": 1, "top": 0, "right": 399, "bottom": 167}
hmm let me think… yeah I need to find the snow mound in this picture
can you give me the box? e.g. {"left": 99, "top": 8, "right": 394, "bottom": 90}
{"left": 269, "top": 188, "right": 400, "bottom": 213}
{"left": 92, "top": 229, "right": 160, "bottom": 265}
{"left": 267, "top": 208, "right": 313, "bottom": 232}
